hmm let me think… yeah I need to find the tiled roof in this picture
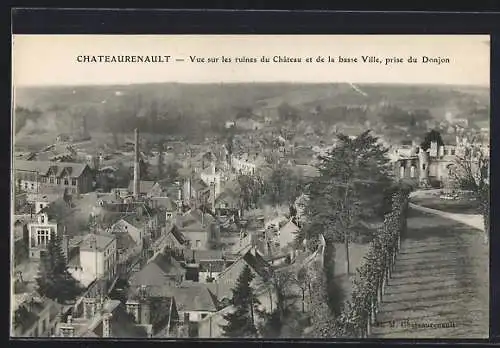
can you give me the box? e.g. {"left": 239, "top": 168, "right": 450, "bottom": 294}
{"left": 169, "top": 225, "right": 187, "bottom": 245}
{"left": 131, "top": 284, "right": 217, "bottom": 312}
{"left": 14, "top": 160, "right": 89, "bottom": 178}
{"left": 154, "top": 253, "right": 185, "bottom": 276}
{"left": 192, "top": 178, "right": 209, "bottom": 192}
{"left": 129, "top": 263, "right": 175, "bottom": 288}
{"left": 79, "top": 233, "right": 115, "bottom": 252}
{"left": 129, "top": 252, "right": 185, "bottom": 287}
{"left": 243, "top": 250, "right": 272, "bottom": 280}
{"left": 121, "top": 213, "right": 149, "bottom": 229}
{"left": 113, "top": 231, "right": 138, "bottom": 251}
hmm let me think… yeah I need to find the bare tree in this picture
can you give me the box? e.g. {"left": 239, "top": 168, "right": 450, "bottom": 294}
{"left": 450, "top": 139, "right": 490, "bottom": 242}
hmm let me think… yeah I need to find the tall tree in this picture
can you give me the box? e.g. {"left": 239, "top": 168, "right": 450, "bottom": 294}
{"left": 35, "top": 232, "right": 82, "bottom": 303}
{"left": 264, "top": 165, "right": 302, "bottom": 207}
{"left": 221, "top": 265, "right": 261, "bottom": 338}
{"left": 238, "top": 175, "right": 259, "bottom": 211}
{"left": 258, "top": 269, "right": 299, "bottom": 337}
{"left": 305, "top": 130, "right": 392, "bottom": 312}
{"left": 420, "top": 129, "right": 444, "bottom": 151}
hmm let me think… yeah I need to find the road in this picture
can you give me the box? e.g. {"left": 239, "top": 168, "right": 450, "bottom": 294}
{"left": 370, "top": 209, "right": 489, "bottom": 339}
{"left": 409, "top": 203, "right": 484, "bottom": 232}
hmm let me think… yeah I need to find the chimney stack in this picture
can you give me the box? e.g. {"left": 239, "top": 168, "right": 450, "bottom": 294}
{"left": 134, "top": 128, "right": 141, "bottom": 199}
{"left": 211, "top": 182, "right": 216, "bottom": 212}
{"left": 102, "top": 313, "right": 112, "bottom": 338}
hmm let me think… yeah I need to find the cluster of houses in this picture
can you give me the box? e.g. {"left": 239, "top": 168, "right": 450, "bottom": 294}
{"left": 12, "top": 129, "right": 305, "bottom": 339}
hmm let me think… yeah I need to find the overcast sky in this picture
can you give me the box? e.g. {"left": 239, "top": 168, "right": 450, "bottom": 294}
{"left": 12, "top": 35, "right": 490, "bottom": 87}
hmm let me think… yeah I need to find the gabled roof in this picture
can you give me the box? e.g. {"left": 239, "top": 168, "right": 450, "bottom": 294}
{"left": 129, "top": 252, "right": 185, "bottom": 288}
{"left": 15, "top": 160, "right": 89, "bottom": 178}
{"left": 79, "top": 233, "right": 115, "bottom": 252}
{"left": 215, "top": 189, "right": 240, "bottom": 206}
{"left": 242, "top": 250, "right": 272, "bottom": 280}
{"left": 132, "top": 284, "right": 218, "bottom": 312}
{"left": 121, "top": 212, "right": 150, "bottom": 229}
{"left": 192, "top": 178, "right": 209, "bottom": 192}
{"left": 114, "top": 231, "right": 138, "bottom": 251}
{"left": 129, "top": 263, "right": 174, "bottom": 288}
{"left": 217, "top": 248, "right": 272, "bottom": 286}
{"left": 153, "top": 252, "right": 185, "bottom": 276}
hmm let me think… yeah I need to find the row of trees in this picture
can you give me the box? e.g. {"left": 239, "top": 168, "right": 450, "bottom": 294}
{"left": 308, "top": 189, "right": 410, "bottom": 337}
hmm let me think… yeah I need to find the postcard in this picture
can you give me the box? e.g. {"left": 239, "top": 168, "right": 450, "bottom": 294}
{"left": 11, "top": 34, "right": 490, "bottom": 339}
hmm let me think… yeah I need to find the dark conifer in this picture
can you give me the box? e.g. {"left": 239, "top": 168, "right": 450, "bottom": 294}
{"left": 221, "top": 265, "right": 261, "bottom": 338}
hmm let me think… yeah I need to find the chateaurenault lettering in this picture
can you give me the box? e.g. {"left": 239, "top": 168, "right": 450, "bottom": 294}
{"left": 76, "top": 55, "right": 172, "bottom": 63}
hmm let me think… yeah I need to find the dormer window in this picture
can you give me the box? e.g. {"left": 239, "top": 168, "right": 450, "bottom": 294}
{"left": 40, "top": 215, "right": 45, "bottom": 224}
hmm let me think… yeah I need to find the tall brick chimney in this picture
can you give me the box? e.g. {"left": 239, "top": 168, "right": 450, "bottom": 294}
{"left": 133, "top": 128, "right": 140, "bottom": 199}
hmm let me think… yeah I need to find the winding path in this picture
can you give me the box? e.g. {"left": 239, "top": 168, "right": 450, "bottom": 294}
{"left": 409, "top": 203, "right": 484, "bottom": 232}
{"left": 370, "top": 209, "right": 489, "bottom": 339}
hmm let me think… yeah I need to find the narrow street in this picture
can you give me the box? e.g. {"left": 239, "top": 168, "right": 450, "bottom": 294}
{"left": 370, "top": 209, "right": 489, "bottom": 339}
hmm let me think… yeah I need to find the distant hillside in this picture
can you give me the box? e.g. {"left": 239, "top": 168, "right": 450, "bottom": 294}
{"left": 13, "top": 82, "right": 489, "bottom": 142}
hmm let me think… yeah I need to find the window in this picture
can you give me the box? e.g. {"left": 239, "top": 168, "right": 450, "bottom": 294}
{"left": 72, "top": 179, "right": 77, "bottom": 186}
{"left": 195, "top": 240, "right": 201, "bottom": 248}
{"left": 24, "top": 183, "right": 28, "bottom": 189}
{"left": 444, "top": 149, "right": 448, "bottom": 155}
{"left": 422, "top": 164, "right": 426, "bottom": 170}
{"left": 37, "top": 229, "right": 50, "bottom": 247}
{"left": 41, "top": 177, "right": 47, "bottom": 183}
{"left": 410, "top": 166, "right": 416, "bottom": 178}
{"left": 451, "top": 149, "right": 456, "bottom": 155}
{"left": 64, "top": 179, "right": 69, "bottom": 186}
{"left": 41, "top": 215, "right": 45, "bottom": 223}
{"left": 49, "top": 177, "right": 54, "bottom": 184}
{"left": 31, "top": 183, "right": 35, "bottom": 190}
{"left": 56, "top": 178, "right": 61, "bottom": 184}
{"left": 39, "top": 204, "right": 43, "bottom": 210}
{"left": 201, "top": 314, "right": 207, "bottom": 319}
